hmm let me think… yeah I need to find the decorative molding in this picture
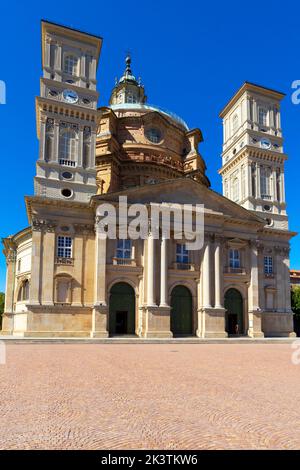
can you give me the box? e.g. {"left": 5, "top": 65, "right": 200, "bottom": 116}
{"left": 73, "top": 223, "right": 94, "bottom": 235}
{"left": 32, "top": 219, "right": 57, "bottom": 232}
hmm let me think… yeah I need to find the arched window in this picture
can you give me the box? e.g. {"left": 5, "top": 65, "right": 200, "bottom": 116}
{"left": 126, "top": 92, "right": 137, "bottom": 104}
{"left": 63, "top": 54, "right": 79, "bottom": 76}
{"left": 59, "top": 130, "right": 77, "bottom": 163}
{"left": 17, "top": 279, "right": 29, "bottom": 302}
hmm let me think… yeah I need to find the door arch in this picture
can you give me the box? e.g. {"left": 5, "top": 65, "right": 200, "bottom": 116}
{"left": 109, "top": 282, "right": 136, "bottom": 335}
{"left": 170, "top": 285, "right": 193, "bottom": 336}
{"left": 224, "top": 288, "right": 244, "bottom": 335}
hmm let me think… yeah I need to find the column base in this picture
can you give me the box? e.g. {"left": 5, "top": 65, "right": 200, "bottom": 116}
{"left": 0, "top": 312, "right": 14, "bottom": 334}
{"left": 248, "top": 310, "right": 264, "bottom": 338}
{"left": 145, "top": 305, "right": 173, "bottom": 338}
{"left": 90, "top": 305, "right": 108, "bottom": 338}
{"left": 203, "top": 307, "right": 228, "bottom": 338}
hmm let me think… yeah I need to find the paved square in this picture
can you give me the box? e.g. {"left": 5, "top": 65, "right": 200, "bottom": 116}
{"left": 0, "top": 343, "right": 300, "bottom": 449}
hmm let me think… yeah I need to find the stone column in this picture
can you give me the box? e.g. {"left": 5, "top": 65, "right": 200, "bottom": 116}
{"left": 4, "top": 249, "right": 16, "bottom": 314}
{"left": 39, "top": 118, "right": 46, "bottom": 160}
{"left": 29, "top": 222, "right": 43, "bottom": 305}
{"left": 272, "top": 169, "right": 277, "bottom": 202}
{"left": 147, "top": 232, "right": 156, "bottom": 307}
{"left": 146, "top": 233, "right": 171, "bottom": 339}
{"left": 1, "top": 247, "right": 16, "bottom": 334}
{"left": 45, "top": 38, "right": 51, "bottom": 68}
{"left": 203, "top": 235, "right": 227, "bottom": 338}
{"left": 55, "top": 43, "right": 62, "bottom": 71}
{"left": 72, "top": 226, "right": 85, "bottom": 306}
{"left": 280, "top": 171, "right": 286, "bottom": 203}
{"left": 53, "top": 120, "right": 60, "bottom": 163}
{"left": 94, "top": 232, "right": 107, "bottom": 306}
{"left": 91, "top": 227, "right": 108, "bottom": 338}
{"left": 159, "top": 237, "right": 168, "bottom": 307}
{"left": 248, "top": 240, "right": 264, "bottom": 337}
{"left": 90, "top": 131, "right": 96, "bottom": 168}
{"left": 203, "top": 240, "right": 211, "bottom": 308}
{"left": 256, "top": 163, "right": 261, "bottom": 199}
{"left": 41, "top": 223, "right": 56, "bottom": 306}
{"left": 214, "top": 237, "right": 223, "bottom": 308}
{"left": 282, "top": 247, "right": 292, "bottom": 313}
{"left": 78, "top": 126, "right": 83, "bottom": 168}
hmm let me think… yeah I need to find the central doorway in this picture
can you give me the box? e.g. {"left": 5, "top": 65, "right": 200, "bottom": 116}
{"left": 109, "top": 282, "right": 136, "bottom": 336}
{"left": 224, "top": 288, "right": 244, "bottom": 335}
{"left": 170, "top": 285, "right": 193, "bottom": 336}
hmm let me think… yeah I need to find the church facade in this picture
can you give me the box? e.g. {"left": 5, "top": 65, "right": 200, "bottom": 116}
{"left": 1, "top": 20, "right": 296, "bottom": 338}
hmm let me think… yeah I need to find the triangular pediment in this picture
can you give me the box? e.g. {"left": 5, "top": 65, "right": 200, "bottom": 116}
{"left": 92, "top": 177, "right": 264, "bottom": 227}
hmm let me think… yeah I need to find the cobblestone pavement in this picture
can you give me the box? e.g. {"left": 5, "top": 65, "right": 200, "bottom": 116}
{"left": 0, "top": 343, "right": 300, "bottom": 450}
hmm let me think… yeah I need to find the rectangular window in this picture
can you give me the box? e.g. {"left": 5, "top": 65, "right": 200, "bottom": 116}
{"left": 57, "top": 236, "right": 72, "bottom": 258}
{"left": 264, "top": 256, "right": 273, "bottom": 274}
{"left": 116, "top": 239, "right": 132, "bottom": 259}
{"left": 259, "top": 108, "right": 268, "bottom": 127}
{"left": 176, "top": 244, "right": 189, "bottom": 264}
{"left": 229, "top": 249, "right": 240, "bottom": 268}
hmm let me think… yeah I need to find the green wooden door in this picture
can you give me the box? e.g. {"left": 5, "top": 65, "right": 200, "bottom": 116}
{"left": 224, "top": 288, "right": 244, "bottom": 335}
{"left": 171, "top": 285, "right": 193, "bottom": 336}
{"left": 109, "top": 282, "right": 135, "bottom": 335}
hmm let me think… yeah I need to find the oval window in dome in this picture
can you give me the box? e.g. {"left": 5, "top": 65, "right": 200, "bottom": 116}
{"left": 145, "top": 128, "right": 162, "bottom": 144}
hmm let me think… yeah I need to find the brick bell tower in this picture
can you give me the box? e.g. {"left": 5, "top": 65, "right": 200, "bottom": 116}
{"left": 34, "top": 20, "right": 102, "bottom": 202}
{"left": 219, "top": 82, "right": 288, "bottom": 231}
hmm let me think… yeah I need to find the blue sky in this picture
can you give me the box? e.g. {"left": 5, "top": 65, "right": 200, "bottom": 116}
{"left": 0, "top": 0, "right": 299, "bottom": 291}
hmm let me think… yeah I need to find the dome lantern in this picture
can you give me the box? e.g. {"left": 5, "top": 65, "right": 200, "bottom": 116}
{"left": 109, "top": 54, "right": 147, "bottom": 105}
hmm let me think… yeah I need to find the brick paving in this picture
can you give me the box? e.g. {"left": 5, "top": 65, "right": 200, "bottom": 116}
{"left": 0, "top": 343, "right": 300, "bottom": 450}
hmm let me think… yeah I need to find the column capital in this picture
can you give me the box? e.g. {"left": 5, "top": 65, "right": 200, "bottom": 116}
{"left": 204, "top": 232, "right": 215, "bottom": 243}
{"left": 214, "top": 234, "right": 225, "bottom": 245}
{"left": 249, "top": 239, "right": 264, "bottom": 252}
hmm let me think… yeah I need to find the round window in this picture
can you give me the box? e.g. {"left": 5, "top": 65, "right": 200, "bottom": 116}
{"left": 62, "top": 171, "right": 73, "bottom": 180}
{"left": 266, "top": 218, "right": 273, "bottom": 226}
{"left": 61, "top": 188, "right": 73, "bottom": 198}
{"left": 145, "top": 128, "right": 162, "bottom": 144}
{"left": 263, "top": 205, "right": 271, "bottom": 212}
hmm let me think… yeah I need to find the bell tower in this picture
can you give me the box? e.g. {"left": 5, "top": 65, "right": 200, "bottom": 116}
{"left": 34, "top": 20, "right": 102, "bottom": 202}
{"left": 219, "top": 82, "right": 288, "bottom": 230}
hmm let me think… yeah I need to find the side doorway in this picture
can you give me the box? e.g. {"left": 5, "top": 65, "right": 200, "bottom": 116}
{"left": 109, "top": 282, "right": 136, "bottom": 336}
{"left": 224, "top": 288, "right": 244, "bottom": 335}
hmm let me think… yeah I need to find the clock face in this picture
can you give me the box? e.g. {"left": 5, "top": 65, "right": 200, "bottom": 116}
{"left": 260, "top": 138, "right": 271, "bottom": 150}
{"left": 63, "top": 89, "right": 78, "bottom": 104}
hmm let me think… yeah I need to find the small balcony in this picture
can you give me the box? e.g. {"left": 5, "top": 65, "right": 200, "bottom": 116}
{"left": 224, "top": 266, "right": 246, "bottom": 274}
{"left": 112, "top": 257, "right": 136, "bottom": 266}
{"left": 173, "top": 262, "right": 195, "bottom": 271}
{"left": 59, "top": 159, "right": 76, "bottom": 167}
{"left": 264, "top": 272, "right": 274, "bottom": 279}
{"left": 55, "top": 257, "right": 74, "bottom": 266}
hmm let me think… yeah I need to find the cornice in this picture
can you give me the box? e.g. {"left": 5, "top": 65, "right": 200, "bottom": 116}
{"left": 219, "top": 82, "right": 285, "bottom": 119}
{"left": 25, "top": 195, "right": 92, "bottom": 223}
{"left": 219, "top": 145, "right": 287, "bottom": 175}
{"left": 35, "top": 97, "right": 98, "bottom": 138}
